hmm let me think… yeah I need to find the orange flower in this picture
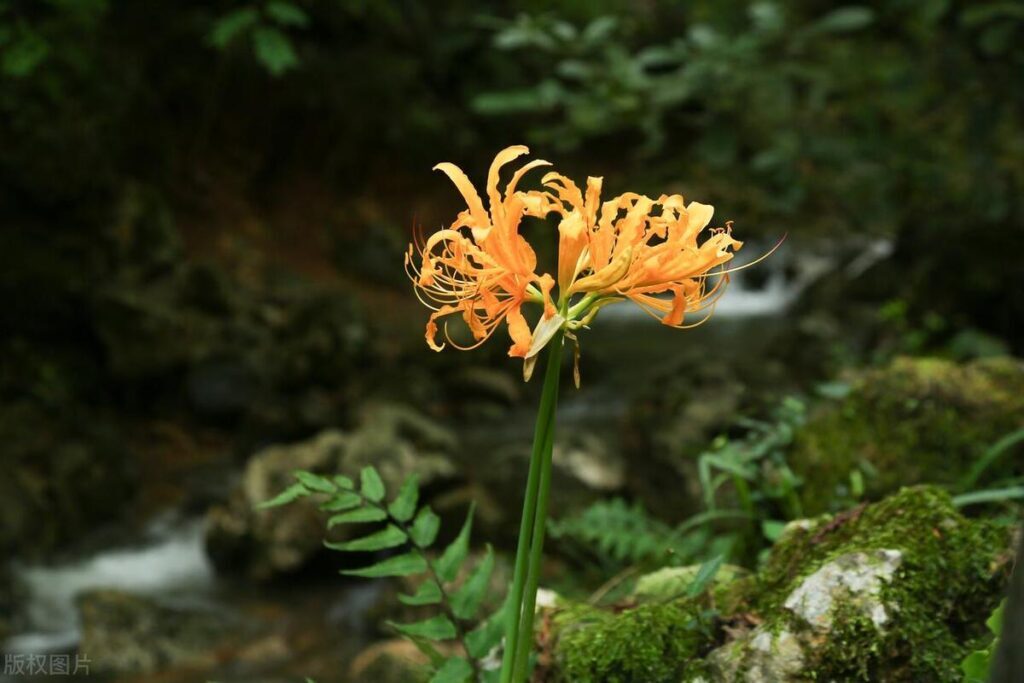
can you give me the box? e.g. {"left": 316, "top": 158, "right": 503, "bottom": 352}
{"left": 405, "top": 146, "right": 557, "bottom": 358}
{"left": 409, "top": 146, "right": 772, "bottom": 375}
{"left": 523, "top": 174, "right": 745, "bottom": 329}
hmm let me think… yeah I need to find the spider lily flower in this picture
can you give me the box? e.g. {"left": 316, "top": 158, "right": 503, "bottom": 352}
{"left": 409, "top": 146, "right": 771, "bottom": 381}
{"left": 405, "top": 146, "right": 558, "bottom": 358}
{"left": 523, "top": 174, "right": 748, "bottom": 331}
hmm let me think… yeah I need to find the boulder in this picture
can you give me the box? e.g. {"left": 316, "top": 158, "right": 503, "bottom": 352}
{"left": 205, "top": 403, "right": 457, "bottom": 579}
{"left": 709, "top": 486, "right": 1011, "bottom": 682}
{"left": 789, "top": 356, "right": 1024, "bottom": 513}
{"left": 77, "top": 590, "right": 249, "bottom": 675}
{"left": 0, "top": 400, "right": 136, "bottom": 562}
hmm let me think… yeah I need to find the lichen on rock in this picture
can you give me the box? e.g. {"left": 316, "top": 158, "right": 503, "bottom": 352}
{"left": 782, "top": 548, "right": 901, "bottom": 631}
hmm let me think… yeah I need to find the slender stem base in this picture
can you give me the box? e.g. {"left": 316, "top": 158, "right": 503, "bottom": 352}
{"left": 511, "top": 402, "right": 558, "bottom": 679}
{"left": 498, "top": 335, "right": 563, "bottom": 683}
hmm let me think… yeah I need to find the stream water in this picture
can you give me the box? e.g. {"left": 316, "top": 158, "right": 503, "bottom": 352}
{"left": 5, "top": 517, "right": 213, "bottom": 655}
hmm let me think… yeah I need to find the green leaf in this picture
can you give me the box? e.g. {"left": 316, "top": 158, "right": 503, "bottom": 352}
{"left": 389, "top": 614, "right": 457, "bottom": 641}
{"left": 388, "top": 474, "right": 419, "bottom": 522}
{"left": 471, "top": 89, "right": 555, "bottom": 115}
{"left": 435, "top": 505, "right": 474, "bottom": 583}
{"left": 961, "top": 649, "right": 991, "bottom": 682}
{"left": 960, "top": 427, "right": 1024, "bottom": 491}
{"left": 410, "top": 506, "right": 441, "bottom": 548}
{"left": 581, "top": 16, "right": 618, "bottom": 46}
{"left": 466, "top": 617, "right": 502, "bottom": 659}
{"left": 407, "top": 636, "right": 446, "bottom": 668}
{"left": 320, "top": 492, "right": 362, "bottom": 512}
{"left": 398, "top": 580, "right": 442, "bottom": 606}
{"left": 360, "top": 466, "right": 386, "bottom": 503}
{"left": 953, "top": 486, "right": 1024, "bottom": 508}
{"left": 808, "top": 6, "right": 874, "bottom": 34}
{"left": 687, "top": 554, "right": 725, "bottom": 597}
{"left": 849, "top": 469, "right": 865, "bottom": 498}
{"left": 342, "top": 551, "right": 426, "bottom": 578}
{"left": 256, "top": 482, "right": 308, "bottom": 509}
{"left": 761, "top": 519, "right": 787, "bottom": 542}
{"left": 294, "top": 471, "right": 336, "bottom": 493}
{"left": 327, "top": 507, "right": 387, "bottom": 527}
{"left": 987, "top": 599, "right": 1005, "bottom": 635}
{"left": 1, "top": 29, "right": 48, "bottom": 78}
{"left": 466, "top": 595, "right": 510, "bottom": 659}
{"left": 208, "top": 8, "right": 260, "bottom": 49}
{"left": 451, "top": 545, "right": 494, "bottom": 619}
{"left": 429, "top": 657, "right": 473, "bottom": 683}
{"left": 251, "top": 26, "right": 299, "bottom": 76}
{"left": 325, "top": 525, "right": 407, "bottom": 552}
{"left": 334, "top": 474, "right": 355, "bottom": 490}
{"left": 265, "top": 1, "right": 309, "bottom": 27}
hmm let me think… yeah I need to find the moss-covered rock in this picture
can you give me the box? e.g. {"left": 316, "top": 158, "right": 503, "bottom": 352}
{"left": 548, "top": 597, "right": 713, "bottom": 683}
{"left": 546, "top": 487, "right": 1011, "bottom": 682}
{"left": 712, "top": 486, "right": 1012, "bottom": 681}
{"left": 631, "top": 564, "right": 748, "bottom": 608}
{"left": 789, "top": 356, "right": 1024, "bottom": 513}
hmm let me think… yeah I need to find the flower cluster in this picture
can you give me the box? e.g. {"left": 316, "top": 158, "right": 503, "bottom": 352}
{"left": 405, "top": 145, "right": 748, "bottom": 370}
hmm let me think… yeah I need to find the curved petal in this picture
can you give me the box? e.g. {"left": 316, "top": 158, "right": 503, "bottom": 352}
{"left": 487, "top": 145, "right": 530, "bottom": 220}
{"left": 682, "top": 201, "right": 715, "bottom": 244}
{"left": 506, "top": 159, "right": 551, "bottom": 197}
{"left": 505, "top": 304, "right": 532, "bottom": 358}
{"left": 434, "top": 162, "right": 490, "bottom": 230}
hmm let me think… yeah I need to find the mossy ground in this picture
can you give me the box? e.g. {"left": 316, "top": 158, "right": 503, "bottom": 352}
{"left": 549, "top": 597, "right": 713, "bottom": 683}
{"left": 789, "top": 356, "right": 1024, "bottom": 514}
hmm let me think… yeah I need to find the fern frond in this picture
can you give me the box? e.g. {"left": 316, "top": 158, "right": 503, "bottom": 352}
{"left": 548, "top": 497, "right": 676, "bottom": 566}
{"left": 260, "top": 465, "right": 503, "bottom": 682}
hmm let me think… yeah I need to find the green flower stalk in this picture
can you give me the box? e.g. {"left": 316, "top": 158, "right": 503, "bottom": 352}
{"left": 407, "top": 145, "right": 758, "bottom": 682}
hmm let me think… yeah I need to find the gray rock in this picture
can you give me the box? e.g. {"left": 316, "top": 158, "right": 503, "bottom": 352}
{"left": 205, "top": 403, "right": 457, "bottom": 579}
{"left": 77, "top": 590, "right": 247, "bottom": 674}
{"left": 783, "top": 549, "right": 901, "bottom": 631}
{"left": 706, "top": 550, "right": 902, "bottom": 681}
{"left": 708, "top": 629, "right": 805, "bottom": 683}
{"left": 554, "top": 432, "right": 625, "bottom": 493}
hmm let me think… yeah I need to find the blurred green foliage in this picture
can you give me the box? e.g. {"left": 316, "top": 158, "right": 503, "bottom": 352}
{"left": 0, "top": 0, "right": 1022, "bottom": 345}
{"left": 474, "top": 1, "right": 1024, "bottom": 239}
{"left": 208, "top": 1, "right": 309, "bottom": 76}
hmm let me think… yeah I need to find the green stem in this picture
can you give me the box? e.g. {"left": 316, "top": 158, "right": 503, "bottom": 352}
{"left": 498, "top": 335, "right": 564, "bottom": 683}
{"left": 566, "top": 292, "right": 598, "bottom": 320}
{"left": 510, "top": 381, "right": 559, "bottom": 681}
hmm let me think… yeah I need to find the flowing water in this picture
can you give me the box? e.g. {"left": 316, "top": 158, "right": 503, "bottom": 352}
{"left": 5, "top": 517, "right": 214, "bottom": 655}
